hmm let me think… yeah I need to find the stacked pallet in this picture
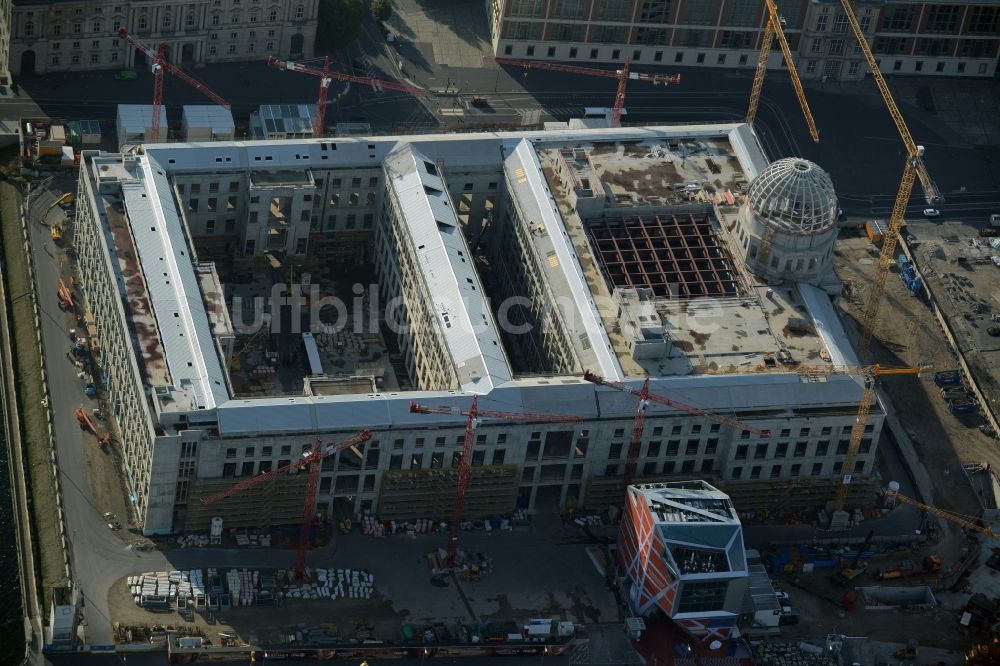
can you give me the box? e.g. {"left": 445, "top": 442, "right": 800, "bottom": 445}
{"left": 226, "top": 569, "right": 242, "bottom": 605}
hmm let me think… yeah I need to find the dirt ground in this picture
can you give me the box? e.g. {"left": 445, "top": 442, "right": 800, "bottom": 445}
{"left": 0, "top": 181, "right": 68, "bottom": 594}
{"left": 834, "top": 232, "right": 998, "bottom": 517}
{"left": 775, "top": 569, "right": 973, "bottom": 652}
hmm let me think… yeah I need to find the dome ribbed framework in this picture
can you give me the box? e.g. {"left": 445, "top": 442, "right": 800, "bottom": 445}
{"left": 747, "top": 158, "right": 838, "bottom": 235}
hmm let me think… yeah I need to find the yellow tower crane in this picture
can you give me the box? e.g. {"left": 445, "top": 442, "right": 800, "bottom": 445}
{"left": 885, "top": 482, "right": 1000, "bottom": 538}
{"left": 745, "top": 0, "right": 819, "bottom": 276}
{"left": 837, "top": 0, "right": 943, "bottom": 353}
{"left": 831, "top": 364, "right": 929, "bottom": 519}
{"left": 746, "top": 0, "right": 819, "bottom": 144}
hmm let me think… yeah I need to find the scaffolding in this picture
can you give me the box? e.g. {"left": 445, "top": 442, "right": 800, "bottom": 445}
{"left": 376, "top": 465, "right": 519, "bottom": 522}
{"left": 184, "top": 473, "right": 308, "bottom": 531}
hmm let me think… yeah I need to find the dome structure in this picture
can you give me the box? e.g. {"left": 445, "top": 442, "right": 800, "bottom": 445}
{"left": 747, "top": 158, "right": 838, "bottom": 235}
{"left": 733, "top": 157, "right": 841, "bottom": 290}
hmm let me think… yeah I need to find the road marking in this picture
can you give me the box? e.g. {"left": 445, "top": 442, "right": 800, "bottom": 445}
{"left": 568, "top": 640, "right": 590, "bottom": 664}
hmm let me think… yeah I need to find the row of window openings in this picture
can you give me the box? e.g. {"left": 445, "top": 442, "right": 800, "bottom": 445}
{"left": 32, "top": 0, "right": 279, "bottom": 13}
{"left": 22, "top": 8, "right": 298, "bottom": 37}
{"left": 48, "top": 43, "right": 275, "bottom": 66}
{"left": 735, "top": 438, "right": 873, "bottom": 461}
{"left": 740, "top": 423, "right": 870, "bottom": 439}
{"left": 731, "top": 459, "right": 865, "bottom": 480}
{"left": 225, "top": 434, "right": 510, "bottom": 459}
{"left": 219, "top": 426, "right": 865, "bottom": 464}
{"left": 600, "top": 459, "right": 713, "bottom": 479}
{"left": 503, "top": 43, "right": 757, "bottom": 67}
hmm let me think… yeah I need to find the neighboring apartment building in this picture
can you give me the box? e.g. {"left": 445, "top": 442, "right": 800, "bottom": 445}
{"left": 0, "top": 0, "right": 11, "bottom": 83}
{"left": 8, "top": 0, "right": 318, "bottom": 77}
{"left": 488, "top": 0, "right": 1000, "bottom": 79}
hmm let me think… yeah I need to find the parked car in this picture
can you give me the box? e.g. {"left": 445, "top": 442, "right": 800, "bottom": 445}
{"left": 923, "top": 208, "right": 941, "bottom": 217}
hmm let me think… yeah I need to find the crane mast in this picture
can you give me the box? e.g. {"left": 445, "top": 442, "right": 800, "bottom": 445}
{"left": 747, "top": 0, "right": 820, "bottom": 143}
{"left": 201, "top": 430, "right": 372, "bottom": 577}
{"left": 116, "top": 28, "right": 230, "bottom": 144}
{"left": 410, "top": 398, "right": 582, "bottom": 566}
{"left": 832, "top": 365, "right": 926, "bottom": 517}
{"left": 836, "top": 0, "right": 941, "bottom": 353}
{"left": 583, "top": 371, "right": 769, "bottom": 492}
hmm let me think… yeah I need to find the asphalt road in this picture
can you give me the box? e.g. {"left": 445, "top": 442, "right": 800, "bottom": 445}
{"left": 45, "top": 651, "right": 575, "bottom": 666}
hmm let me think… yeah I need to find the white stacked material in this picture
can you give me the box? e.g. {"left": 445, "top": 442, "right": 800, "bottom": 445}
{"left": 361, "top": 515, "right": 385, "bottom": 536}
{"left": 226, "top": 569, "right": 241, "bottom": 606}
{"left": 175, "top": 534, "right": 211, "bottom": 548}
{"left": 238, "top": 569, "right": 255, "bottom": 606}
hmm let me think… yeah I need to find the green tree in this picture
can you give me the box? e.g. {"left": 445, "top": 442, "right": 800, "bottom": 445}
{"left": 371, "top": 0, "right": 392, "bottom": 22}
{"left": 316, "top": 0, "right": 364, "bottom": 52}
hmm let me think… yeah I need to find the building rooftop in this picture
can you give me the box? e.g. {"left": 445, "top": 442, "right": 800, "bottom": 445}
{"left": 385, "top": 145, "right": 512, "bottom": 393}
{"left": 182, "top": 105, "right": 236, "bottom": 134}
{"left": 530, "top": 135, "right": 853, "bottom": 377}
{"left": 86, "top": 152, "right": 230, "bottom": 412}
{"left": 117, "top": 104, "right": 167, "bottom": 137}
{"left": 631, "top": 481, "right": 747, "bottom": 578}
{"left": 251, "top": 104, "right": 316, "bottom": 137}
{"left": 79, "top": 123, "right": 863, "bottom": 430}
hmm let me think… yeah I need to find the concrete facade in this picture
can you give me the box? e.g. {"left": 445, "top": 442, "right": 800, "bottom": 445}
{"left": 9, "top": 0, "right": 317, "bottom": 77}
{"left": 488, "top": 0, "right": 1000, "bottom": 80}
{"left": 72, "top": 125, "right": 885, "bottom": 536}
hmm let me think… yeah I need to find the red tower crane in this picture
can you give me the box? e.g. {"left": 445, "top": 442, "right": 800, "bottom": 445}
{"left": 483, "top": 56, "right": 681, "bottom": 128}
{"left": 200, "top": 429, "right": 372, "bottom": 576}
{"left": 117, "top": 28, "right": 231, "bottom": 144}
{"left": 583, "top": 370, "right": 771, "bottom": 489}
{"left": 266, "top": 55, "right": 423, "bottom": 137}
{"left": 409, "top": 398, "right": 582, "bottom": 566}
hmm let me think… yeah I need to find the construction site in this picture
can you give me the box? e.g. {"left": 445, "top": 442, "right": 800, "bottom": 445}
{"left": 15, "top": 0, "right": 1000, "bottom": 662}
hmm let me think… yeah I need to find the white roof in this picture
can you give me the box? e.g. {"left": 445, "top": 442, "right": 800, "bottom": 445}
{"left": 182, "top": 105, "right": 235, "bottom": 132}
{"left": 506, "top": 139, "right": 623, "bottom": 380}
{"left": 797, "top": 282, "right": 860, "bottom": 367}
{"left": 384, "top": 145, "right": 512, "bottom": 393}
{"left": 215, "top": 372, "right": 865, "bottom": 435}
{"left": 117, "top": 104, "right": 167, "bottom": 134}
{"left": 121, "top": 156, "right": 230, "bottom": 410}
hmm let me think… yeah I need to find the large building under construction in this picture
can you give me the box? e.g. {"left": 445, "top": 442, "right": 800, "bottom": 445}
{"left": 73, "top": 122, "right": 884, "bottom": 535}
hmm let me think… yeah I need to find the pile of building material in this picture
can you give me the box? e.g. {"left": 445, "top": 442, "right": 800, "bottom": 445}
{"left": 234, "top": 531, "right": 271, "bottom": 547}
{"left": 359, "top": 514, "right": 442, "bottom": 536}
{"left": 227, "top": 569, "right": 258, "bottom": 607}
{"left": 130, "top": 571, "right": 197, "bottom": 609}
{"left": 176, "top": 534, "right": 210, "bottom": 548}
{"left": 752, "top": 640, "right": 837, "bottom": 665}
{"left": 287, "top": 568, "right": 374, "bottom": 600}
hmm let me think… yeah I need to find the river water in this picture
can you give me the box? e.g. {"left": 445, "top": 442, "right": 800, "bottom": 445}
{"left": 0, "top": 424, "right": 26, "bottom": 663}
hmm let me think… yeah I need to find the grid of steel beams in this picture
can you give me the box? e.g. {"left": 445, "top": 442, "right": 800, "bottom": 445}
{"left": 587, "top": 213, "right": 740, "bottom": 299}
